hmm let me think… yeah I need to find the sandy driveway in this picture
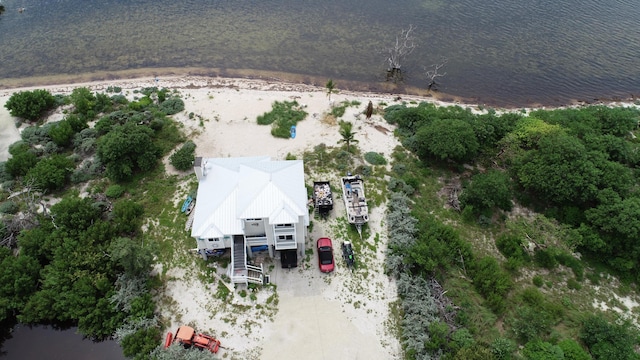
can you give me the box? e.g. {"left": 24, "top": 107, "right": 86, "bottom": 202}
{"left": 260, "top": 254, "right": 393, "bottom": 360}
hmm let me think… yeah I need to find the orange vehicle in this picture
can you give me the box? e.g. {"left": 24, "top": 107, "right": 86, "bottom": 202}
{"left": 164, "top": 325, "right": 221, "bottom": 354}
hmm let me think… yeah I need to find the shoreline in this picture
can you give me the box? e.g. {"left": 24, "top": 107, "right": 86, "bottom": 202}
{"left": 2, "top": 68, "right": 636, "bottom": 109}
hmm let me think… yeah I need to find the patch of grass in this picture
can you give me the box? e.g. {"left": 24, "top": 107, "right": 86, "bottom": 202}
{"left": 216, "top": 281, "right": 231, "bottom": 300}
{"left": 256, "top": 100, "right": 307, "bottom": 138}
{"left": 567, "top": 278, "right": 582, "bottom": 290}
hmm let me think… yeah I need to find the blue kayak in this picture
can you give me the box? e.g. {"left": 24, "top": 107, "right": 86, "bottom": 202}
{"left": 181, "top": 195, "right": 193, "bottom": 213}
{"left": 290, "top": 125, "right": 296, "bottom": 139}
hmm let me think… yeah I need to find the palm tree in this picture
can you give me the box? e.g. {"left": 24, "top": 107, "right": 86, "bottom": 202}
{"left": 338, "top": 121, "right": 359, "bottom": 152}
{"left": 325, "top": 79, "right": 336, "bottom": 101}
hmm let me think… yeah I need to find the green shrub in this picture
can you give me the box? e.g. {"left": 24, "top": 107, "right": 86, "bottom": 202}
{"left": 521, "top": 340, "right": 564, "bottom": 360}
{"left": 567, "top": 278, "right": 582, "bottom": 290}
{"left": 364, "top": 152, "right": 388, "bottom": 165}
{"left": 520, "top": 287, "right": 545, "bottom": 307}
{"left": 470, "top": 257, "right": 513, "bottom": 314}
{"left": 106, "top": 86, "right": 122, "bottom": 93}
{"left": 413, "top": 118, "right": 480, "bottom": 163}
{"left": 96, "top": 122, "right": 160, "bottom": 181}
{"left": 65, "top": 114, "right": 88, "bottom": 132}
{"left": 557, "top": 339, "right": 591, "bottom": 360}
{"left": 169, "top": 141, "right": 196, "bottom": 171}
{"left": 5, "top": 89, "right": 57, "bottom": 121}
{"left": 20, "top": 125, "right": 51, "bottom": 146}
{"left": 0, "top": 201, "right": 19, "bottom": 214}
{"left": 0, "top": 162, "right": 10, "bottom": 182}
{"left": 450, "top": 328, "right": 474, "bottom": 352}
{"left": 532, "top": 275, "right": 544, "bottom": 287}
{"left": 556, "top": 252, "right": 584, "bottom": 281}
{"left": 510, "top": 306, "right": 554, "bottom": 343}
{"left": 106, "top": 185, "right": 126, "bottom": 199}
{"left": 534, "top": 248, "right": 558, "bottom": 269}
{"left": 26, "top": 155, "right": 75, "bottom": 191}
{"left": 5, "top": 149, "right": 38, "bottom": 178}
{"left": 48, "top": 120, "right": 75, "bottom": 147}
{"left": 496, "top": 233, "right": 529, "bottom": 262}
{"left": 460, "top": 170, "right": 513, "bottom": 213}
{"left": 331, "top": 103, "right": 347, "bottom": 118}
{"left": 111, "top": 94, "right": 128, "bottom": 105}
{"left": 69, "top": 87, "right": 97, "bottom": 117}
{"left": 491, "top": 337, "right": 516, "bottom": 360}
{"left": 159, "top": 97, "right": 184, "bottom": 115}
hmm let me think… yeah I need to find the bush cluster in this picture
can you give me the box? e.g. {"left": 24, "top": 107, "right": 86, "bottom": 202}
{"left": 364, "top": 151, "right": 388, "bottom": 165}
{"left": 170, "top": 141, "right": 196, "bottom": 171}
{"left": 257, "top": 100, "right": 307, "bottom": 138}
{"left": 159, "top": 97, "right": 184, "bottom": 115}
{"left": 5, "top": 89, "right": 57, "bottom": 121}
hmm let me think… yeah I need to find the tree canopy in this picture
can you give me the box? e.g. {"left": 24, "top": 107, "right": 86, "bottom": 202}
{"left": 413, "top": 118, "right": 479, "bottom": 163}
{"left": 460, "top": 170, "right": 513, "bottom": 214}
{"left": 512, "top": 133, "right": 601, "bottom": 205}
{"left": 25, "top": 155, "right": 75, "bottom": 191}
{"left": 96, "top": 122, "right": 161, "bottom": 181}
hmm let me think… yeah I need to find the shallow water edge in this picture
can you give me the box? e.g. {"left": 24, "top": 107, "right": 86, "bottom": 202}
{"left": 1, "top": 67, "right": 633, "bottom": 109}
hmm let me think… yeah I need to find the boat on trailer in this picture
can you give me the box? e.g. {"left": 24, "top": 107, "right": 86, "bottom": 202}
{"left": 341, "top": 174, "right": 369, "bottom": 234}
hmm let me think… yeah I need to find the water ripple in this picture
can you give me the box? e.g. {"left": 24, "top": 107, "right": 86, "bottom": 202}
{"left": 0, "top": 0, "right": 638, "bottom": 105}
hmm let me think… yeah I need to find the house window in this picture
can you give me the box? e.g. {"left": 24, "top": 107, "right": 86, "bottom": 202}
{"left": 208, "top": 238, "right": 220, "bottom": 242}
{"left": 277, "top": 235, "right": 294, "bottom": 241}
{"left": 275, "top": 223, "right": 293, "bottom": 228}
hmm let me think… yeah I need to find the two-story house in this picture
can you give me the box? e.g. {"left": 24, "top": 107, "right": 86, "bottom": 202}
{"left": 190, "top": 156, "right": 309, "bottom": 285}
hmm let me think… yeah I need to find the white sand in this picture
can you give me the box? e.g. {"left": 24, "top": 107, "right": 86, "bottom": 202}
{"left": 0, "top": 97, "right": 22, "bottom": 162}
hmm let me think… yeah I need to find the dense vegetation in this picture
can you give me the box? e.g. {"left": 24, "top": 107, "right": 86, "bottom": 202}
{"left": 383, "top": 102, "right": 640, "bottom": 359}
{"left": 0, "top": 86, "right": 187, "bottom": 358}
{"left": 3, "top": 85, "right": 640, "bottom": 360}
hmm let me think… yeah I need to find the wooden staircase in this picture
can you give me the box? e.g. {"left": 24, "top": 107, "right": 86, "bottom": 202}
{"left": 230, "top": 235, "right": 266, "bottom": 286}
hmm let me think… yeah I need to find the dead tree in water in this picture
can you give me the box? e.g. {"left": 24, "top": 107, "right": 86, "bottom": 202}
{"left": 385, "top": 25, "right": 416, "bottom": 83}
{"left": 425, "top": 58, "right": 448, "bottom": 91}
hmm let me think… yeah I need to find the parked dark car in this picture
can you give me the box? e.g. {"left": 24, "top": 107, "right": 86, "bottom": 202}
{"left": 317, "top": 237, "right": 335, "bottom": 273}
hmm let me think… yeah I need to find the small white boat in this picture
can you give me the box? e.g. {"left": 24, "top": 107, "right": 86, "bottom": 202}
{"left": 341, "top": 174, "right": 369, "bottom": 232}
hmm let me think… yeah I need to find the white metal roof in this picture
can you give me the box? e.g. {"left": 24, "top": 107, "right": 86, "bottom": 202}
{"left": 191, "top": 156, "right": 308, "bottom": 239}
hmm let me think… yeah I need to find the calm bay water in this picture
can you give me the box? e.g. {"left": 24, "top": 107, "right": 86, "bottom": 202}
{"left": 0, "top": 0, "right": 638, "bottom": 357}
{"left": 0, "top": 0, "right": 638, "bottom": 106}
{"left": 0, "top": 325, "right": 125, "bottom": 359}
